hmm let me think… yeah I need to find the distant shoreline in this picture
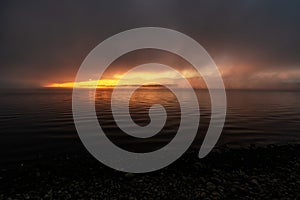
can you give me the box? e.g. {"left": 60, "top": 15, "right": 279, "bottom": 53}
{"left": 3, "top": 87, "right": 300, "bottom": 92}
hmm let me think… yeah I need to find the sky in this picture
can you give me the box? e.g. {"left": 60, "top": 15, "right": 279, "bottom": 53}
{"left": 1, "top": 0, "right": 300, "bottom": 89}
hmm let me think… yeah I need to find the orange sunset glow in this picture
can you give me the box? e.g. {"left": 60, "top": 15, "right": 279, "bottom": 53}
{"left": 46, "top": 79, "right": 119, "bottom": 88}
{"left": 2, "top": 1, "right": 300, "bottom": 198}
{"left": 45, "top": 69, "right": 202, "bottom": 89}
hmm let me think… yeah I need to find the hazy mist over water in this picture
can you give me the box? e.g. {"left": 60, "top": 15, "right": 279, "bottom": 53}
{"left": 1, "top": 88, "right": 300, "bottom": 163}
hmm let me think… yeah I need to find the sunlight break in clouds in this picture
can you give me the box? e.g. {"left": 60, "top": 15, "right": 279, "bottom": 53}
{"left": 45, "top": 68, "right": 202, "bottom": 89}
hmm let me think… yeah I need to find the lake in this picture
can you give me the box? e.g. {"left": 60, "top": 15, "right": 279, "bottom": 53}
{"left": 1, "top": 88, "right": 300, "bottom": 163}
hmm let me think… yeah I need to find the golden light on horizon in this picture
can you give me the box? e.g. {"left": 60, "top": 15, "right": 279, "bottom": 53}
{"left": 44, "top": 69, "right": 204, "bottom": 89}
{"left": 45, "top": 79, "right": 168, "bottom": 88}
{"left": 45, "top": 79, "right": 119, "bottom": 88}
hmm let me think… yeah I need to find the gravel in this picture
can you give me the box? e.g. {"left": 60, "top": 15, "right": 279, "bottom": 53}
{"left": 0, "top": 144, "right": 299, "bottom": 199}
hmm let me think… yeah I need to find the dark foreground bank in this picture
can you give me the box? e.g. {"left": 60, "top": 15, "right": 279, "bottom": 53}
{"left": 0, "top": 144, "right": 299, "bottom": 200}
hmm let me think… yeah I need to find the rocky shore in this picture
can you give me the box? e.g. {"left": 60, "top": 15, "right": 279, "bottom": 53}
{"left": 1, "top": 144, "right": 299, "bottom": 199}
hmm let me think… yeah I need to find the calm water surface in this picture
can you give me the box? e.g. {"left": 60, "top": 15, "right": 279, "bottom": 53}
{"left": 1, "top": 88, "right": 300, "bottom": 163}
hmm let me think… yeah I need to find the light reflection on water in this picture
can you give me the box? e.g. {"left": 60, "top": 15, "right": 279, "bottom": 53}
{"left": 1, "top": 88, "right": 300, "bottom": 162}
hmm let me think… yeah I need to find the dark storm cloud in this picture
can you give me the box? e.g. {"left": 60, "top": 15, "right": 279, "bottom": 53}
{"left": 0, "top": 0, "right": 300, "bottom": 88}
